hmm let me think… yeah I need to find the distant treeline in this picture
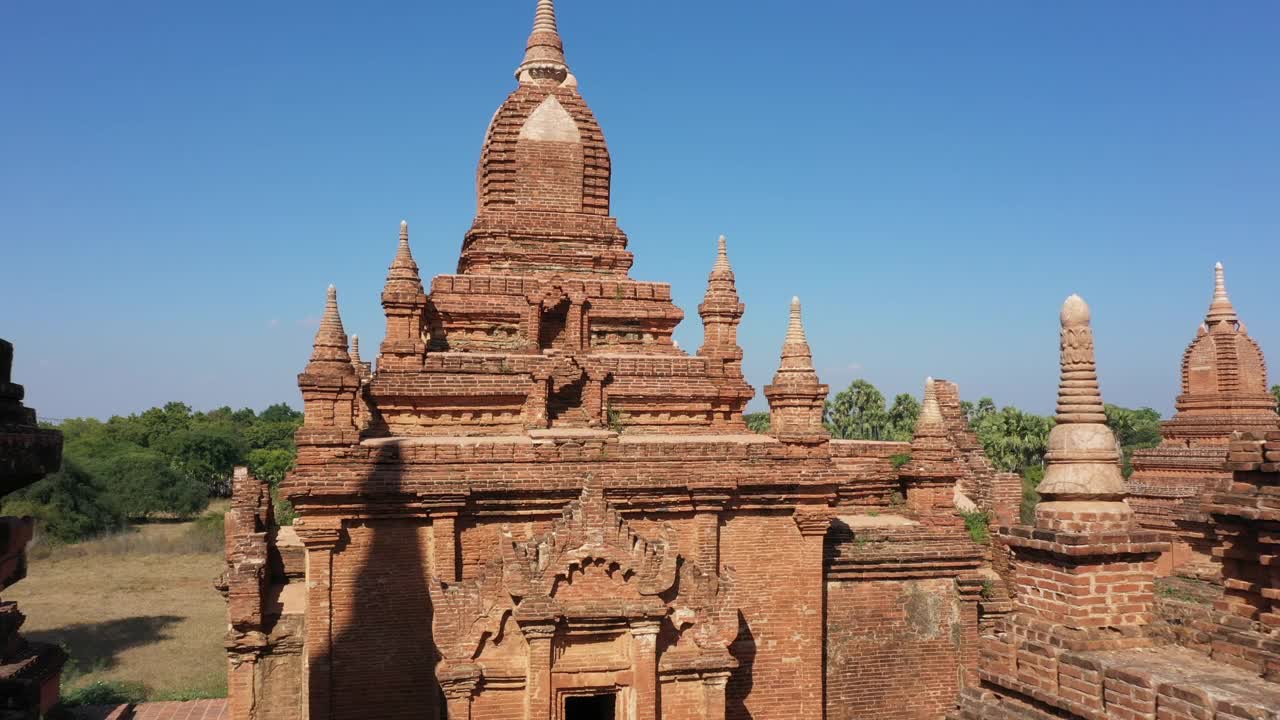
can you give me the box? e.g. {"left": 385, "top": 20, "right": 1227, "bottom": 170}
{"left": 7, "top": 403, "right": 302, "bottom": 543}
{"left": 13, "top": 386, "right": 1278, "bottom": 544}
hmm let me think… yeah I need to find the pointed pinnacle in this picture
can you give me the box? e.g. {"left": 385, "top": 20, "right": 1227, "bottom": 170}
{"left": 785, "top": 297, "right": 807, "bottom": 345}
{"left": 919, "top": 377, "right": 944, "bottom": 427}
{"left": 712, "top": 234, "right": 732, "bottom": 276}
{"left": 309, "top": 285, "right": 352, "bottom": 369}
{"left": 386, "top": 221, "right": 423, "bottom": 293}
{"left": 1206, "top": 261, "right": 1238, "bottom": 326}
{"left": 517, "top": 0, "right": 569, "bottom": 80}
{"left": 533, "top": 0, "right": 558, "bottom": 33}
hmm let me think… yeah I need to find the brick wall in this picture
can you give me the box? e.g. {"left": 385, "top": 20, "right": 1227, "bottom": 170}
{"left": 827, "top": 578, "right": 974, "bottom": 719}
{"left": 330, "top": 521, "right": 439, "bottom": 720}
{"left": 720, "top": 513, "right": 822, "bottom": 720}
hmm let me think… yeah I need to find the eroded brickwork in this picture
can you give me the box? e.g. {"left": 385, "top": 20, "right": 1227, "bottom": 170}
{"left": 955, "top": 298, "right": 1280, "bottom": 720}
{"left": 0, "top": 338, "right": 67, "bottom": 716}
{"left": 1129, "top": 264, "right": 1279, "bottom": 581}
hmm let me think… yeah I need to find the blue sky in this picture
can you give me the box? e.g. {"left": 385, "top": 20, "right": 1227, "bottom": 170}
{"left": 3, "top": 1, "right": 1277, "bottom": 421}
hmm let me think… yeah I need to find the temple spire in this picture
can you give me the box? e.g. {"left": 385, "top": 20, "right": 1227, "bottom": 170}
{"left": 516, "top": 0, "right": 570, "bottom": 82}
{"left": 784, "top": 297, "right": 810, "bottom": 350}
{"left": 385, "top": 220, "right": 424, "bottom": 295}
{"left": 307, "top": 285, "right": 354, "bottom": 374}
{"left": 764, "top": 296, "right": 828, "bottom": 441}
{"left": 918, "top": 377, "right": 944, "bottom": 429}
{"left": 711, "top": 235, "right": 732, "bottom": 278}
{"left": 1205, "top": 261, "right": 1239, "bottom": 327}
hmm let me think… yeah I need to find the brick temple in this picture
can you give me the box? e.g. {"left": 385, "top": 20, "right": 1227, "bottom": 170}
{"left": 222, "top": 2, "right": 1014, "bottom": 719}
{"left": 218, "top": 2, "right": 1280, "bottom": 719}
{"left": 1129, "top": 263, "right": 1279, "bottom": 580}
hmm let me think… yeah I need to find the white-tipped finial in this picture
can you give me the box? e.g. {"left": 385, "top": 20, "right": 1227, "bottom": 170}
{"left": 1206, "top": 261, "right": 1238, "bottom": 325}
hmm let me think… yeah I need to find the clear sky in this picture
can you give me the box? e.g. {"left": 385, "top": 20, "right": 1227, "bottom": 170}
{"left": 3, "top": 1, "right": 1277, "bottom": 421}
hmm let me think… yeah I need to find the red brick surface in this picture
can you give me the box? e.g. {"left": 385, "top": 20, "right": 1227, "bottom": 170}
{"left": 224, "top": 4, "right": 1016, "bottom": 720}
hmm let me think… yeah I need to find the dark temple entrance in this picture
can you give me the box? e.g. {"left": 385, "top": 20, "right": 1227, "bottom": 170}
{"left": 565, "top": 693, "right": 616, "bottom": 720}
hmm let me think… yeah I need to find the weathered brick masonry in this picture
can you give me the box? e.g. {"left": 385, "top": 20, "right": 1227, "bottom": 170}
{"left": 0, "top": 339, "right": 67, "bottom": 716}
{"left": 1129, "top": 264, "right": 1279, "bottom": 581}
{"left": 952, "top": 298, "right": 1280, "bottom": 720}
{"left": 222, "top": 2, "right": 1018, "bottom": 718}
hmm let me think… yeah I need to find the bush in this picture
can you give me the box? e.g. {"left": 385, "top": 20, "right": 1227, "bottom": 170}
{"left": 2, "top": 460, "right": 124, "bottom": 544}
{"left": 1020, "top": 465, "right": 1045, "bottom": 524}
{"left": 58, "top": 680, "right": 147, "bottom": 706}
{"left": 97, "top": 449, "right": 208, "bottom": 520}
{"left": 744, "top": 412, "right": 771, "bottom": 434}
{"left": 961, "top": 510, "right": 991, "bottom": 544}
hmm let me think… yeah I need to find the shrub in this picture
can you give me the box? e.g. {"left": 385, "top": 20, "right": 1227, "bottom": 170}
{"left": 961, "top": 510, "right": 991, "bottom": 544}
{"left": 58, "top": 680, "right": 147, "bottom": 707}
{"left": 744, "top": 412, "right": 771, "bottom": 434}
{"left": 2, "top": 460, "right": 124, "bottom": 544}
{"left": 1020, "top": 465, "right": 1045, "bottom": 524}
{"left": 889, "top": 453, "right": 912, "bottom": 469}
{"left": 97, "top": 449, "right": 208, "bottom": 520}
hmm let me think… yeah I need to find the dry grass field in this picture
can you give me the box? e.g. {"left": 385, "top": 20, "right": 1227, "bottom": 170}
{"left": 10, "top": 506, "right": 229, "bottom": 701}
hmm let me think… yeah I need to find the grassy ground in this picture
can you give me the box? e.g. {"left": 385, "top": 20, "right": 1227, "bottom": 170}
{"left": 11, "top": 504, "right": 229, "bottom": 702}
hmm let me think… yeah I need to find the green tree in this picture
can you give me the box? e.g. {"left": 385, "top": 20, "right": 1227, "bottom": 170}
{"left": 242, "top": 421, "right": 300, "bottom": 452}
{"left": 825, "top": 380, "right": 892, "bottom": 440}
{"left": 1104, "top": 404, "right": 1162, "bottom": 478}
{"left": 1272, "top": 385, "right": 1280, "bottom": 413}
{"left": 97, "top": 449, "right": 208, "bottom": 519}
{"left": 260, "top": 404, "right": 304, "bottom": 425}
{"left": 1, "top": 460, "right": 124, "bottom": 543}
{"left": 744, "top": 412, "right": 771, "bottom": 434}
{"left": 886, "top": 393, "right": 921, "bottom": 442}
{"left": 971, "top": 406, "right": 1054, "bottom": 476}
{"left": 247, "top": 448, "right": 295, "bottom": 487}
{"left": 134, "top": 402, "right": 194, "bottom": 448}
{"left": 158, "top": 427, "right": 248, "bottom": 497}
{"left": 961, "top": 398, "right": 996, "bottom": 425}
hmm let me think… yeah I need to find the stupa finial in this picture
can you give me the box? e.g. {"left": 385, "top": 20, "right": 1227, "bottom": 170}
{"left": 307, "top": 285, "right": 353, "bottom": 372}
{"left": 919, "top": 377, "right": 943, "bottom": 427}
{"left": 712, "top": 235, "right": 732, "bottom": 276}
{"left": 516, "top": 0, "right": 570, "bottom": 82}
{"left": 1205, "top": 261, "right": 1239, "bottom": 327}
{"left": 785, "top": 297, "right": 807, "bottom": 345}
{"left": 1055, "top": 294, "right": 1107, "bottom": 424}
{"left": 385, "top": 220, "right": 423, "bottom": 295}
{"left": 1037, "top": 294, "right": 1126, "bottom": 502}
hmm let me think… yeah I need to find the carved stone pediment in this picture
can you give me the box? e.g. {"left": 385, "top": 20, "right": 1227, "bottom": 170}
{"left": 500, "top": 482, "right": 678, "bottom": 600}
{"left": 430, "top": 481, "right": 738, "bottom": 676}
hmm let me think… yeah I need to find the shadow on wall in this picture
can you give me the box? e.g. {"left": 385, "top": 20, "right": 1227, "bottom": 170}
{"left": 727, "top": 610, "right": 756, "bottom": 720}
{"left": 317, "top": 445, "right": 440, "bottom": 720}
{"left": 29, "top": 615, "right": 183, "bottom": 674}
